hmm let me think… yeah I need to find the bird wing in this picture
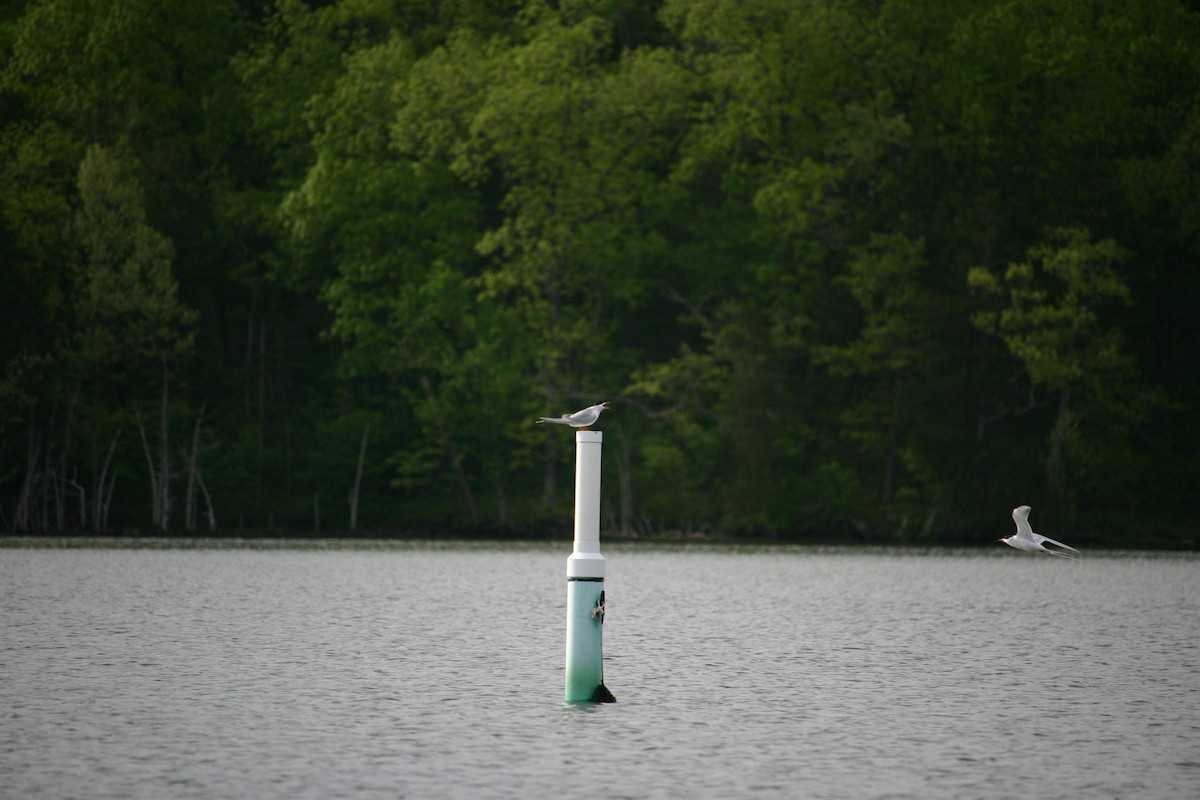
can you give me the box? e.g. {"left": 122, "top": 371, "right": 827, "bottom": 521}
{"left": 566, "top": 404, "right": 604, "bottom": 425}
{"left": 1012, "top": 506, "right": 1035, "bottom": 541}
{"left": 538, "top": 403, "right": 606, "bottom": 427}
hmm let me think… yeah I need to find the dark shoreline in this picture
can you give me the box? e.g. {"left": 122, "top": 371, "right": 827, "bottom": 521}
{"left": 2, "top": 528, "right": 1196, "bottom": 552}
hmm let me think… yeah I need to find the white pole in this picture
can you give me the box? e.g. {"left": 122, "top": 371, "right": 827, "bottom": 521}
{"left": 564, "top": 430, "right": 614, "bottom": 702}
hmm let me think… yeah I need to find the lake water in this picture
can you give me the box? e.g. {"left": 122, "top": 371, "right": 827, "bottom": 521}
{"left": 2, "top": 540, "right": 1198, "bottom": 799}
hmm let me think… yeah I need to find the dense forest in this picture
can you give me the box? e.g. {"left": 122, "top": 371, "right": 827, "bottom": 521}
{"left": 2, "top": 0, "right": 1198, "bottom": 545}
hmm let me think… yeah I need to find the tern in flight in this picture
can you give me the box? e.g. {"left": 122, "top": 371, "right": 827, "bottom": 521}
{"left": 998, "top": 505, "right": 1080, "bottom": 558}
{"left": 536, "top": 402, "right": 611, "bottom": 430}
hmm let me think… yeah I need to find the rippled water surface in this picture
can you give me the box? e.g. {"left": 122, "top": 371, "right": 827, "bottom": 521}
{"left": 2, "top": 541, "right": 1198, "bottom": 799}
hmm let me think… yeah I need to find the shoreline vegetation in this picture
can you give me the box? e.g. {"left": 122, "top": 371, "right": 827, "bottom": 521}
{"left": 2, "top": 525, "right": 1195, "bottom": 552}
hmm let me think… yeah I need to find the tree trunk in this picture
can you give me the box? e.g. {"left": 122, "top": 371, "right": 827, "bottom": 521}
{"left": 196, "top": 469, "right": 216, "bottom": 531}
{"left": 419, "top": 375, "right": 476, "bottom": 522}
{"left": 135, "top": 410, "right": 161, "bottom": 529}
{"left": 56, "top": 381, "right": 81, "bottom": 530}
{"left": 882, "top": 375, "right": 902, "bottom": 502}
{"left": 257, "top": 318, "right": 266, "bottom": 513}
{"left": 158, "top": 364, "right": 171, "bottom": 531}
{"left": 95, "top": 428, "right": 120, "bottom": 532}
{"left": 349, "top": 421, "right": 369, "bottom": 532}
{"left": 67, "top": 476, "right": 86, "bottom": 530}
{"left": 15, "top": 413, "right": 42, "bottom": 532}
{"left": 245, "top": 284, "right": 257, "bottom": 417}
{"left": 1046, "top": 385, "right": 1073, "bottom": 513}
{"left": 183, "top": 404, "right": 205, "bottom": 532}
{"left": 135, "top": 367, "right": 174, "bottom": 532}
{"left": 1046, "top": 329, "right": 1078, "bottom": 514}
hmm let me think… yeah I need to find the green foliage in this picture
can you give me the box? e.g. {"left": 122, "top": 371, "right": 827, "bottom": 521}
{"left": 969, "top": 228, "right": 1132, "bottom": 392}
{"left": 968, "top": 227, "right": 1163, "bottom": 518}
{"left": 2, "top": 0, "right": 1199, "bottom": 541}
{"left": 818, "top": 234, "right": 935, "bottom": 377}
{"left": 72, "top": 145, "right": 197, "bottom": 370}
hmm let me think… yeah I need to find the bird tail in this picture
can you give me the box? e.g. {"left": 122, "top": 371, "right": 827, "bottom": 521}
{"left": 1036, "top": 534, "right": 1080, "bottom": 556}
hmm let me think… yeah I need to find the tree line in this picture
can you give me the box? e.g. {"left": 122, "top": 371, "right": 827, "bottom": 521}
{"left": 2, "top": 0, "right": 1198, "bottom": 545}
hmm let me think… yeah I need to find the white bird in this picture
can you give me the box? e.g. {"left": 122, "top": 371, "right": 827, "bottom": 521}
{"left": 536, "top": 402, "right": 611, "bottom": 430}
{"left": 997, "top": 505, "right": 1080, "bottom": 558}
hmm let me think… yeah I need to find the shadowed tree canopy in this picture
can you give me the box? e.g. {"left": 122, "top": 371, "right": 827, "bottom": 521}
{"left": 2, "top": 0, "right": 1198, "bottom": 545}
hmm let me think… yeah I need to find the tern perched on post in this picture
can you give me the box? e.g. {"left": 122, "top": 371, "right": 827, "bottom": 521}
{"left": 997, "top": 505, "right": 1080, "bottom": 558}
{"left": 537, "top": 402, "right": 611, "bottom": 430}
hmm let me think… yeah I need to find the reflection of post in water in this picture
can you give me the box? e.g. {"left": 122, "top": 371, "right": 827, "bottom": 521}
{"left": 565, "top": 430, "right": 615, "bottom": 703}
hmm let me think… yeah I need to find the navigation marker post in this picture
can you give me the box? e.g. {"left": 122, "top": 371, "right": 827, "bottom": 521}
{"left": 564, "top": 430, "right": 615, "bottom": 703}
